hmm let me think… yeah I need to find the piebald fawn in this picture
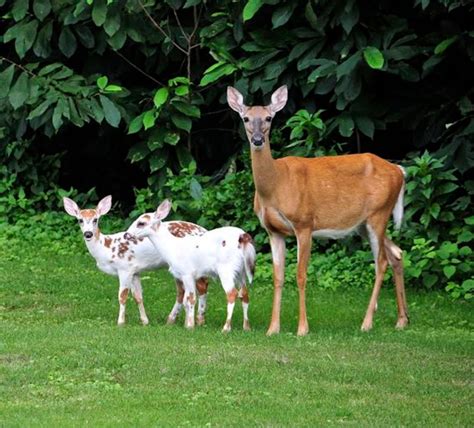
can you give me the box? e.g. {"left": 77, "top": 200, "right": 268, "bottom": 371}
{"left": 63, "top": 196, "right": 209, "bottom": 326}
{"left": 128, "top": 199, "right": 256, "bottom": 332}
{"left": 227, "top": 85, "right": 408, "bottom": 336}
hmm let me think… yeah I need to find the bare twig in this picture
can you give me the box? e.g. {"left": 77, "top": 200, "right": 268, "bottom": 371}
{"left": 173, "top": 8, "right": 189, "bottom": 42}
{"left": 138, "top": 0, "right": 188, "bottom": 55}
{"left": 114, "top": 50, "right": 165, "bottom": 86}
{"left": 0, "top": 56, "right": 37, "bottom": 78}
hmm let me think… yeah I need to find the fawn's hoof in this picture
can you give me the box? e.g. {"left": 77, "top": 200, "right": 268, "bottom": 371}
{"left": 243, "top": 320, "right": 251, "bottom": 331}
{"left": 196, "top": 315, "right": 205, "bottom": 326}
{"left": 395, "top": 317, "right": 409, "bottom": 329}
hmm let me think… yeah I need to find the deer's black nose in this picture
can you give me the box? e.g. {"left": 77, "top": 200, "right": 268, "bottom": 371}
{"left": 251, "top": 136, "right": 264, "bottom": 146}
{"left": 84, "top": 231, "right": 93, "bottom": 239}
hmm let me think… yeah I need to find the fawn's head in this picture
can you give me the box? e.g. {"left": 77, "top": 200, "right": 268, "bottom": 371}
{"left": 128, "top": 199, "right": 172, "bottom": 239}
{"left": 227, "top": 85, "right": 287, "bottom": 150}
{"left": 63, "top": 195, "right": 112, "bottom": 241}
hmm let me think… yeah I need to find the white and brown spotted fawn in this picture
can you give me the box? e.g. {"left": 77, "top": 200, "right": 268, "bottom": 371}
{"left": 63, "top": 195, "right": 210, "bottom": 326}
{"left": 128, "top": 199, "right": 257, "bottom": 333}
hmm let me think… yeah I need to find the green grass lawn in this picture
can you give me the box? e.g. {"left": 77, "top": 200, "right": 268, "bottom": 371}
{"left": 1, "top": 242, "right": 473, "bottom": 427}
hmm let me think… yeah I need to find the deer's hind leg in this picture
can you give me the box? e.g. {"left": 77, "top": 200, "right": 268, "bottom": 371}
{"left": 361, "top": 213, "right": 390, "bottom": 332}
{"left": 384, "top": 237, "right": 409, "bottom": 329}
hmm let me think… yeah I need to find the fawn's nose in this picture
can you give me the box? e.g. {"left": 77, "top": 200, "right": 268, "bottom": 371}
{"left": 84, "top": 231, "right": 93, "bottom": 240}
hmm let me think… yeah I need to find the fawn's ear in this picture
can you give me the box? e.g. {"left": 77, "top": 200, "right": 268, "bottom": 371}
{"left": 155, "top": 199, "right": 172, "bottom": 221}
{"left": 269, "top": 85, "right": 288, "bottom": 113}
{"left": 96, "top": 195, "right": 112, "bottom": 216}
{"left": 227, "top": 86, "right": 246, "bottom": 116}
{"left": 63, "top": 197, "right": 80, "bottom": 218}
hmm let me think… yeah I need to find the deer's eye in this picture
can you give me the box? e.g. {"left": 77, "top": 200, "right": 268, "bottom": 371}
{"left": 137, "top": 222, "right": 146, "bottom": 227}
{"left": 79, "top": 219, "right": 84, "bottom": 224}
{"left": 243, "top": 117, "right": 250, "bottom": 123}
{"left": 93, "top": 219, "right": 98, "bottom": 224}
{"left": 265, "top": 116, "right": 272, "bottom": 122}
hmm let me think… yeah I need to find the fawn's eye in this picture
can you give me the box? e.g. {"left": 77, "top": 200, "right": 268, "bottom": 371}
{"left": 243, "top": 117, "right": 250, "bottom": 123}
{"left": 265, "top": 116, "right": 272, "bottom": 122}
{"left": 93, "top": 219, "right": 98, "bottom": 224}
{"left": 79, "top": 219, "right": 84, "bottom": 224}
{"left": 137, "top": 222, "right": 145, "bottom": 227}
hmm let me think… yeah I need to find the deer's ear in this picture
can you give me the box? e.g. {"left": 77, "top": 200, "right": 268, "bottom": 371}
{"left": 96, "top": 195, "right": 112, "bottom": 216}
{"left": 227, "top": 86, "right": 246, "bottom": 116}
{"left": 269, "top": 85, "right": 288, "bottom": 113}
{"left": 63, "top": 197, "right": 80, "bottom": 218}
{"left": 155, "top": 199, "right": 172, "bottom": 221}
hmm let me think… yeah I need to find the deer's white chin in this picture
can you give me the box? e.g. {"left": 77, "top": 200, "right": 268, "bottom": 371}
{"left": 251, "top": 143, "right": 265, "bottom": 151}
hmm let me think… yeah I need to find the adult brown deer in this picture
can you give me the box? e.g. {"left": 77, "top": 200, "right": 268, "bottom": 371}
{"left": 227, "top": 85, "right": 409, "bottom": 336}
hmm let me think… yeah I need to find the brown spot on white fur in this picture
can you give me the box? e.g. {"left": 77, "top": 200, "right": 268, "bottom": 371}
{"left": 238, "top": 232, "right": 253, "bottom": 248}
{"left": 118, "top": 242, "right": 129, "bottom": 258}
{"left": 80, "top": 209, "right": 96, "bottom": 219}
{"left": 168, "top": 222, "right": 206, "bottom": 238}
{"left": 187, "top": 292, "right": 196, "bottom": 305}
{"left": 119, "top": 288, "right": 129, "bottom": 304}
{"left": 104, "top": 237, "right": 112, "bottom": 248}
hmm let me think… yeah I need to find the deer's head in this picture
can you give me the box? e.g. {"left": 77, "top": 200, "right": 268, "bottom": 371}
{"left": 63, "top": 195, "right": 112, "bottom": 241}
{"left": 128, "top": 199, "right": 172, "bottom": 239}
{"left": 227, "top": 85, "right": 288, "bottom": 150}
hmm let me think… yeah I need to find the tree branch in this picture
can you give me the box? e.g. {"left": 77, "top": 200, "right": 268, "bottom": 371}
{"left": 114, "top": 50, "right": 165, "bottom": 86}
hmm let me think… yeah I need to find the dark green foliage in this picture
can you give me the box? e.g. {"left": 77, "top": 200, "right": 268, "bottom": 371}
{"left": 0, "top": 0, "right": 473, "bottom": 300}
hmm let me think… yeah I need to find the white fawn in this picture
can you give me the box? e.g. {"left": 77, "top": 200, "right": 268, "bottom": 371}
{"left": 63, "top": 195, "right": 209, "bottom": 326}
{"left": 227, "top": 85, "right": 408, "bottom": 336}
{"left": 128, "top": 199, "right": 257, "bottom": 332}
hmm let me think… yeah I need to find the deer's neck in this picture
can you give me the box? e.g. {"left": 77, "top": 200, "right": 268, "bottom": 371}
{"left": 250, "top": 138, "right": 279, "bottom": 199}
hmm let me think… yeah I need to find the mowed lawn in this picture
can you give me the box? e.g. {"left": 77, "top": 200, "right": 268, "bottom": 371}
{"left": 1, "top": 242, "right": 473, "bottom": 427}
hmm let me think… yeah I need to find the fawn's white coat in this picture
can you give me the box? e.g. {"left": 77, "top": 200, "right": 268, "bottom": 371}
{"left": 128, "top": 199, "right": 256, "bottom": 332}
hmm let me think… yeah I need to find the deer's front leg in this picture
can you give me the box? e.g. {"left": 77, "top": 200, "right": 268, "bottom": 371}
{"left": 295, "top": 230, "right": 312, "bottom": 336}
{"left": 167, "top": 280, "right": 185, "bottom": 324}
{"left": 117, "top": 271, "right": 131, "bottom": 326}
{"left": 267, "top": 233, "right": 286, "bottom": 336}
{"left": 196, "top": 278, "right": 209, "bottom": 326}
{"left": 132, "top": 275, "right": 149, "bottom": 326}
{"left": 182, "top": 276, "right": 196, "bottom": 329}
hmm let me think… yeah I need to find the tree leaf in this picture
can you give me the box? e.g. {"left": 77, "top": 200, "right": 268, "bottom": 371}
{"left": 363, "top": 46, "right": 384, "bottom": 69}
{"left": 75, "top": 25, "right": 95, "bottom": 48}
{"left": 104, "top": 7, "right": 121, "bottom": 37}
{"left": 336, "top": 52, "right": 361, "bottom": 80}
{"left": 33, "top": 21, "right": 53, "bottom": 58}
{"left": 153, "top": 87, "right": 169, "bottom": 108}
{"left": 12, "top": 0, "right": 28, "bottom": 21}
{"left": 434, "top": 36, "right": 457, "bottom": 55}
{"left": 443, "top": 265, "right": 456, "bottom": 279}
{"left": 340, "top": 5, "right": 359, "bottom": 34}
{"left": 243, "top": 0, "right": 264, "bottom": 22}
{"left": 171, "top": 113, "right": 192, "bottom": 132}
{"left": 337, "top": 114, "right": 354, "bottom": 137}
{"left": 128, "top": 113, "right": 144, "bottom": 134}
{"left": 199, "top": 63, "right": 237, "bottom": 86}
{"left": 8, "top": 72, "right": 29, "bottom": 110}
{"left": 27, "top": 98, "right": 55, "bottom": 120}
{"left": 33, "top": 0, "right": 51, "bottom": 22}
{"left": 92, "top": 0, "right": 107, "bottom": 26}
{"left": 104, "top": 84, "right": 122, "bottom": 92}
{"left": 149, "top": 153, "right": 167, "bottom": 173}
{"left": 99, "top": 95, "right": 121, "bottom": 127}
{"left": 190, "top": 177, "right": 203, "bottom": 200}
{"left": 272, "top": 2, "right": 297, "bottom": 29}
{"left": 0, "top": 65, "right": 15, "bottom": 96}
{"left": 58, "top": 26, "right": 77, "bottom": 58}
{"left": 97, "top": 76, "right": 108, "bottom": 90}
{"left": 305, "top": 1, "right": 318, "bottom": 30}
{"left": 172, "top": 100, "right": 200, "bottom": 118}
{"left": 355, "top": 115, "right": 374, "bottom": 139}
{"left": 16, "top": 20, "right": 39, "bottom": 59}
{"left": 142, "top": 110, "right": 156, "bottom": 130}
